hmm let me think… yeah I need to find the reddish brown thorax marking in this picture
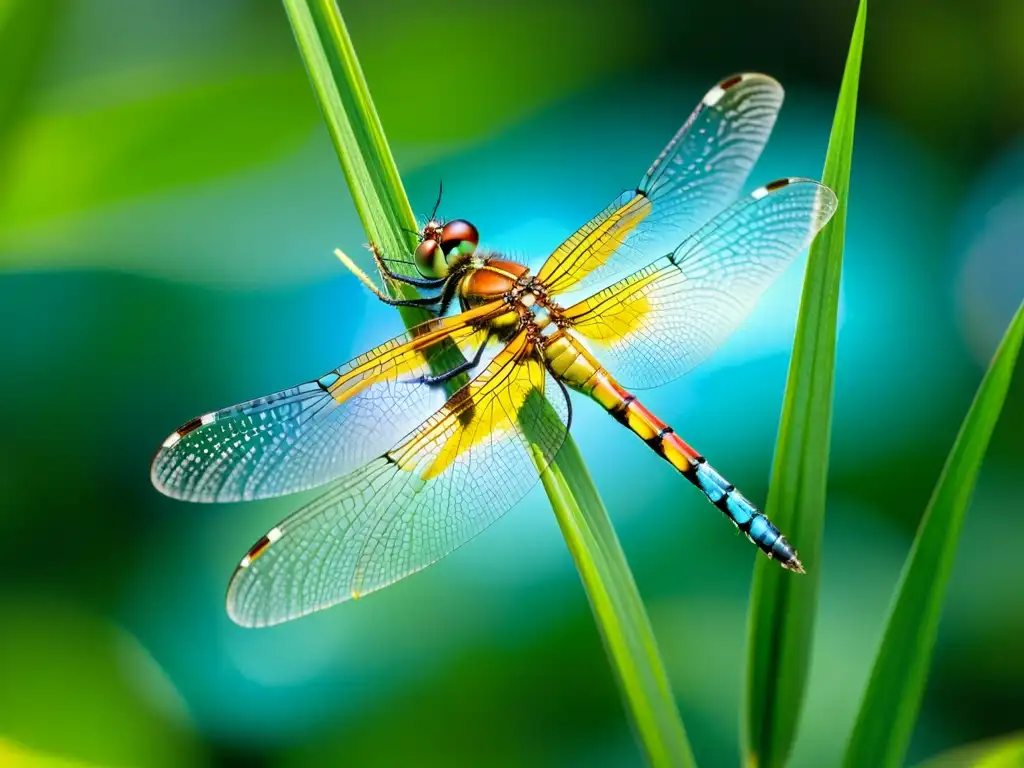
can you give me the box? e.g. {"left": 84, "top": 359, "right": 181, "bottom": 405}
{"left": 462, "top": 259, "right": 529, "bottom": 300}
{"left": 720, "top": 74, "right": 744, "bottom": 90}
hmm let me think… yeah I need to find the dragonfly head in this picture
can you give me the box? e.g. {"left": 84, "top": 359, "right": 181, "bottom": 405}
{"left": 414, "top": 219, "right": 479, "bottom": 278}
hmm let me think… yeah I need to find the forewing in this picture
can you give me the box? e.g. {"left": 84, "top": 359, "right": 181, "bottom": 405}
{"left": 536, "top": 73, "right": 784, "bottom": 296}
{"left": 226, "top": 329, "right": 570, "bottom": 627}
{"left": 151, "top": 300, "right": 507, "bottom": 503}
{"left": 564, "top": 179, "right": 838, "bottom": 389}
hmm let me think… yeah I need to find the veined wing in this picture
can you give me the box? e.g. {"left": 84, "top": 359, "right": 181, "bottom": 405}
{"left": 226, "top": 329, "right": 569, "bottom": 627}
{"left": 151, "top": 300, "right": 509, "bottom": 503}
{"left": 563, "top": 178, "right": 838, "bottom": 389}
{"left": 536, "top": 73, "right": 784, "bottom": 296}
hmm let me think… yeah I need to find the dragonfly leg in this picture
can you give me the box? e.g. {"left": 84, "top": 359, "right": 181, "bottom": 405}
{"left": 406, "top": 334, "right": 489, "bottom": 385}
{"left": 334, "top": 248, "right": 444, "bottom": 307}
{"left": 436, "top": 277, "right": 464, "bottom": 316}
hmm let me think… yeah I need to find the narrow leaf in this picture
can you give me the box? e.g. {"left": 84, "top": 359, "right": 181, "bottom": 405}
{"left": 743, "top": 1, "right": 866, "bottom": 766}
{"left": 915, "top": 732, "right": 1024, "bottom": 768}
{"left": 843, "top": 302, "right": 1024, "bottom": 768}
{"left": 281, "top": 1, "right": 694, "bottom": 763}
{"left": 536, "top": 439, "right": 696, "bottom": 768}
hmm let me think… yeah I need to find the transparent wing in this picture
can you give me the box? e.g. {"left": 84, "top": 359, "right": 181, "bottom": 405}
{"left": 226, "top": 329, "right": 570, "bottom": 627}
{"left": 536, "top": 73, "right": 784, "bottom": 296}
{"left": 151, "top": 300, "right": 508, "bottom": 503}
{"left": 564, "top": 179, "right": 838, "bottom": 389}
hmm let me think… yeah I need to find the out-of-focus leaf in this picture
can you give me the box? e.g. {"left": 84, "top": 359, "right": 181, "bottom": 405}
{"left": 0, "top": 0, "right": 63, "bottom": 153}
{"left": 743, "top": 1, "right": 866, "bottom": 766}
{"left": 0, "top": 68, "right": 317, "bottom": 248}
{"left": 0, "top": 596, "right": 202, "bottom": 767}
{"left": 345, "top": 0, "right": 648, "bottom": 145}
{"left": 915, "top": 732, "right": 1024, "bottom": 767}
{"left": 0, "top": 739, "right": 100, "bottom": 768}
{"left": 843, "top": 301, "right": 1024, "bottom": 768}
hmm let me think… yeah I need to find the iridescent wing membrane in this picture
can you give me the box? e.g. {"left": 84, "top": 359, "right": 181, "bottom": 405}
{"left": 226, "top": 330, "right": 569, "bottom": 627}
{"left": 564, "top": 178, "right": 838, "bottom": 389}
{"left": 535, "top": 73, "right": 784, "bottom": 296}
{"left": 152, "top": 300, "right": 505, "bottom": 503}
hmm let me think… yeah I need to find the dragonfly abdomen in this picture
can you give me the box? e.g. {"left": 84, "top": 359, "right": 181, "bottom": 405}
{"left": 548, "top": 333, "right": 802, "bottom": 572}
{"left": 615, "top": 389, "right": 801, "bottom": 571}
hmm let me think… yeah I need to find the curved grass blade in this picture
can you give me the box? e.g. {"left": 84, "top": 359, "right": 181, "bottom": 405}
{"left": 914, "top": 731, "right": 1024, "bottom": 768}
{"left": 742, "top": 1, "right": 866, "bottom": 766}
{"left": 843, "top": 301, "right": 1024, "bottom": 768}
{"left": 281, "top": 2, "right": 694, "bottom": 762}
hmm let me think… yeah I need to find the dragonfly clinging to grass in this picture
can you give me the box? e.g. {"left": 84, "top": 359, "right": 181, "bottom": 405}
{"left": 152, "top": 73, "right": 837, "bottom": 628}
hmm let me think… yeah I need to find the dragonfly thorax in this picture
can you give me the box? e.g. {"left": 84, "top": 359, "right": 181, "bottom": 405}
{"left": 457, "top": 257, "right": 530, "bottom": 308}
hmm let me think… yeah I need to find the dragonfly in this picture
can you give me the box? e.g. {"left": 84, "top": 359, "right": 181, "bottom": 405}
{"left": 152, "top": 73, "right": 837, "bottom": 628}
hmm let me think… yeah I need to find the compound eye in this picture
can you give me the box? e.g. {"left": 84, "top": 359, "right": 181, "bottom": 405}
{"left": 414, "top": 240, "right": 441, "bottom": 277}
{"left": 439, "top": 219, "right": 479, "bottom": 258}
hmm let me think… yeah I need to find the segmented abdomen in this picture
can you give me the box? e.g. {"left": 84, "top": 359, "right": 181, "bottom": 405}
{"left": 544, "top": 331, "right": 802, "bottom": 571}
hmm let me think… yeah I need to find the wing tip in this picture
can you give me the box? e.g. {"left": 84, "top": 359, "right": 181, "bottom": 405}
{"left": 225, "top": 525, "right": 298, "bottom": 629}
{"left": 702, "top": 72, "right": 784, "bottom": 107}
{"left": 750, "top": 177, "right": 840, "bottom": 231}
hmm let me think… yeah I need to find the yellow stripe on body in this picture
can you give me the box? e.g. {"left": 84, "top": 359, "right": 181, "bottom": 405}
{"left": 544, "top": 330, "right": 700, "bottom": 473}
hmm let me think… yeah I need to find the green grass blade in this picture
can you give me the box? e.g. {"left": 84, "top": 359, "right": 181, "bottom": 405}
{"left": 743, "top": 1, "right": 866, "bottom": 766}
{"left": 914, "top": 732, "right": 1024, "bottom": 768}
{"left": 282, "top": 0, "right": 428, "bottom": 328}
{"left": 281, "top": 2, "right": 693, "bottom": 763}
{"left": 537, "top": 439, "right": 696, "bottom": 768}
{"left": 843, "top": 301, "right": 1024, "bottom": 768}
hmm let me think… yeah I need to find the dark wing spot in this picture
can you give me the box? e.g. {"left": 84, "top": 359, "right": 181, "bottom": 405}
{"left": 178, "top": 416, "right": 204, "bottom": 437}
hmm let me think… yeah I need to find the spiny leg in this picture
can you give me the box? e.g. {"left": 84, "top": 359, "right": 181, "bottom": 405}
{"left": 334, "top": 248, "right": 445, "bottom": 309}
{"left": 405, "top": 333, "right": 490, "bottom": 386}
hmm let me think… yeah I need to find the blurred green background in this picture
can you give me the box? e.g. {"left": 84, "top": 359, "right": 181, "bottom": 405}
{"left": 1, "top": 0, "right": 1022, "bottom": 766}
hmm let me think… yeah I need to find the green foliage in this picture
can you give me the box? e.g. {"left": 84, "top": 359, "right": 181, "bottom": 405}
{"left": 843, "top": 301, "right": 1024, "bottom": 768}
{"left": 280, "top": 1, "right": 692, "bottom": 764}
{"left": 743, "top": 1, "right": 866, "bottom": 766}
{"left": 915, "top": 731, "right": 1024, "bottom": 767}
{"left": 0, "top": 597, "right": 200, "bottom": 766}
{"left": 539, "top": 438, "right": 695, "bottom": 768}
{"left": 0, "top": 70, "right": 316, "bottom": 242}
{"left": 0, "top": 0, "right": 63, "bottom": 158}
